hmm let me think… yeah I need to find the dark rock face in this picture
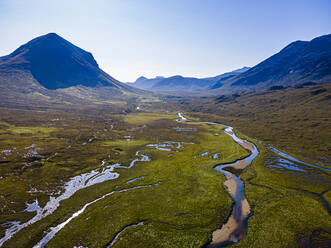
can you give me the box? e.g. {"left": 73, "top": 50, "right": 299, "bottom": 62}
{"left": 0, "top": 33, "right": 115, "bottom": 89}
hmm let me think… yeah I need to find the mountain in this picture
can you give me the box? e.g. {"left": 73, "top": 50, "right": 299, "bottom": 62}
{"left": 0, "top": 33, "right": 148, "bottom": 108}
{"left": 129, "top": 75, "right": 211, "bottom": 92}
{"left": 150, "top": 75, "right": 212, "bottom": 92}
{"left": 129, "top": 67, "right": 250, "bottom": 93}
{"left": 203, "top": 66, "right": 250, "bottom": 83}
{"left": 129, "top": 76, "right": 165, "bottom": 90}
{"left": 211, "top": 34, "right": 331, "bottom": 94}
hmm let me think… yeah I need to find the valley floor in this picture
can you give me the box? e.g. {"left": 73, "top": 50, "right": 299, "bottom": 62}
{"left": 167, "top": 82, "right": 331, "bottom": 168}
{"left": 0, "top": 108, "right": 330, "bottom": 247}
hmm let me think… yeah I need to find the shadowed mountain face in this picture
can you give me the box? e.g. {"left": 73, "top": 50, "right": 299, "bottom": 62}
{"left": 0, "top": 33, "right": 120, "bottom": 90}
{"left": 131, "top": 34, "right": 331, "bottom": 95}
{"left": 211, "top": 34, "right": 331, "bottom": 94}
{"left": 0, "top": 33, "right": 150, "bottom": 109}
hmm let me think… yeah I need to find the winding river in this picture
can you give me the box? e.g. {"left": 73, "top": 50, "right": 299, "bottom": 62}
{"left": 178, "top": 112, "right": 330, "bottom": 247}
{"left": 178, "top": 112, "right": 259, "bottom": 247}
{"left": 1, "top": 112, "right": 327, "bottom": 247}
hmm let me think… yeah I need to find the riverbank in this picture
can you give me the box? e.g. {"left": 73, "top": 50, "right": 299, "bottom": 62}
{"left": 232, "top": 132, "right": 331, "bottom": 247}
{"left": 178, "top": 112, "right": 330, "bottom": 247}
{"left": 178, "top": 112, "right": 259, "bottom": 247}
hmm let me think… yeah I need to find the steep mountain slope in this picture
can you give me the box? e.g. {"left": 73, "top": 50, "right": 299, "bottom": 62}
{"left": 130, "top": 67, "right": 250, "bottom": 92}
{"left": 212, "top": 34, "right": 331, "bottom": 94}
{"left": 0, "top": 33, "right": 151, "bottom": 108}
{"left": 0, "top": 33, "right": 124, "bottom": 89}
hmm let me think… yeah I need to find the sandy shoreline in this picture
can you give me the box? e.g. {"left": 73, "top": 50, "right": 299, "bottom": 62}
{"left": 230, "top": 160, "right": 250, "bottom": 170}
{"left": 210, "top": 216, "right": 237, "bottom": 245}
{"left": 224, "top": 174, "right": 237, "bottom": 197}
{"left": 210, "top": 171, "right": 251, "bottom": 246}
{"left": 240, "top": 140, "right": 255, "bottom": 152}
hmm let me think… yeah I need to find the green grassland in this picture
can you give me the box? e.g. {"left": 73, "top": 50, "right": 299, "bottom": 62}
{"left": 124, "top": 112, "right": 178, "bottom": 125}
{"left": 169, "top": 83, "right": 331, "bottom": 167}
{"left": 1, "top": 100, "right": 330, "bottom": 248}
{"left": 234, "top": 133, "right": 331, "bottom": 248}
{"left": 0, "top": 110, "right": 249, "bottom": 247}
{"left": 176, "top": 112, "right": 331, "bottom": 248}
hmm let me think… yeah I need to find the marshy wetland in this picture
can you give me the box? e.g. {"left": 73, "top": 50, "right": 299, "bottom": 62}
{"left": 0, "top": 108, "right": 330, "bottom": 247}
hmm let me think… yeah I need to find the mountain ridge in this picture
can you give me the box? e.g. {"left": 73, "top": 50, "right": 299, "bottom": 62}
{"left": 0, "top": 33, "right": 151, "bottom": 108}
{"left": 1, "top": 32, "right": 330, "bottom": 103}
{"left": 129, "top": 66, "right": 250, "bottom": 92}
{"left": 0, "top": 33, "right": 123, "bottom": 90}
{"left": 211, "top": 34, "right": 331, "bottom": 94}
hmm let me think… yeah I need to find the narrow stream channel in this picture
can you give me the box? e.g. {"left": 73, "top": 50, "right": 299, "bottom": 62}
{"left": 33, "top": 182, "right": 161, "bottom": 248}
{"left": 178, "top": 112, "right": 330, "bottom": 247}
{"left": 106, "top": 221, "right": 145, "bottom": 247}
{"left": 2, "top": 112, "right": 326, "bottom": 248}
{"left": 177, "top": 112, "right": 259, "bottom": 247}
{"left": 0, "top": 152, "right": 150, "bottom": 247}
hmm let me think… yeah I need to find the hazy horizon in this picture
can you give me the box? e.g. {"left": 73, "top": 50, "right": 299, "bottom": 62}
{"left": 1, "top": 0, "right": 330, "bottom": 82}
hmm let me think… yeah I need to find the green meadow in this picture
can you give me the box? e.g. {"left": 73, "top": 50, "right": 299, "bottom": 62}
{"left": 0, "top": 108, "right": 330, "bottom": 247}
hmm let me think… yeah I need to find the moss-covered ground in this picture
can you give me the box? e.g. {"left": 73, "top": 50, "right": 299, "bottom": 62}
{"left": 168, "top": 83, "right": 331, "bottom": 167}
{"left": 216, "top": 129, "right": 330, "bottom": 248}
{"left": 0, "top": 109, "right": 249, "bottom": 247}
{"left": 1, "top": 107, "right": 330, "bottom": 248}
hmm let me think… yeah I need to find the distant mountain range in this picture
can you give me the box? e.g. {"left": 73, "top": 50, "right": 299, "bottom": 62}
{"left": 0, "top": 32, "right": 330, "bottom": 107}
{"left": 130, "top": 34, "right": 331, "bottom": 95}
{"left": 129, "top": 67, "right": 250, "bottom": 92}
{"left": 0, "top": 33, "right": 147, "bottom": 108}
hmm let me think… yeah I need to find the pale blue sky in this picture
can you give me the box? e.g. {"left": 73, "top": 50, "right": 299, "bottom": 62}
{"left": 0, "top": 0, "right": 330, "bottom": 82}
